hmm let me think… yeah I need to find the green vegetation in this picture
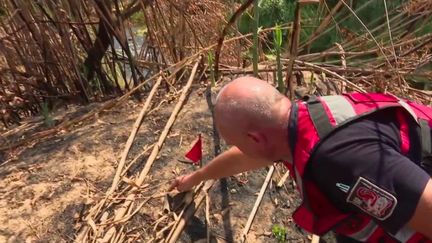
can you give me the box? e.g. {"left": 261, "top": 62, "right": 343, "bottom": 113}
{"left": 130, "top": 11, "right": 145, "bottom": 25}
{"left": 271, "top": 224, "right": 287, "bottom": 242}
{"left": 207, "top": 51, "right": 216, "bottom": 87}
{"left": 238, "top": 0, "right": 432, "bottom": 53}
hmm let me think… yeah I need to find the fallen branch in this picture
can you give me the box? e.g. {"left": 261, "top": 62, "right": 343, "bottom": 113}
{"left": 205, "top": 191, "right": 211, "bottom": 243}
{"left": 166, "top": 180, "right": 214, "bottom": 243}
{"left": 97, "top": 56, "right": 202, "bottom": 241}
{"left": 241, "top": 165, "right": 275, "bottom": 243}
{"left": 335, "top": 43, "right": 347, "bottom": 93}
{"left": 108, "top": 76, "right": 163, "bottom": 195}
{"left": 277, "top": 170, "right": 290, "bottom": 188}
{"left": 165, "top": 184, "right": 205, "bottom": 241}
{"left": 285, "top": 1, "right": 302, "bottom": 98}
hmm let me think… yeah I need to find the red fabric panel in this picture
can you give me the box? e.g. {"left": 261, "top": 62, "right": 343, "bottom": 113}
{"left": 396, "top": 110, "right": 410, "bottom": 155}
{"left": 304, "top": 181, "right": 351, "bottom": 234}
{"left": 292, "top": 205, "right": 315, "bottom": 233}
{"left": 343, "top": 93, "right": 399, "bottom": 114}
{"left": 407, "top": 101, "right": 432, "bottom": 120}
{"left": 334, "top": 214, "right": 372, "bottom": 235}
{"left": 406, "top": 233, "right": 432, "bottom": 243}
{"left": 295, "top": 102, "right": 321, "bottom": 176}
{"left": 345, "top": 93, "right": 399, "bottom": 103}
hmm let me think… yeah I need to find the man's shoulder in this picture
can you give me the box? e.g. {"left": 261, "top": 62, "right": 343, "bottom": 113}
{"left": 313, "top": 108, "right": 402, "bottom": 158}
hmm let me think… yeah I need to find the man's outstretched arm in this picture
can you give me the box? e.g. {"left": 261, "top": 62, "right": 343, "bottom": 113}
{"left": 408, "top": 179, "right": 432, "bottom": 239}
{"left": 169, "top": 146, "right": 273, "bottom": 192}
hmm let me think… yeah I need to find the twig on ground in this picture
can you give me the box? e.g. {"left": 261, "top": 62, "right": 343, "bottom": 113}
{"left": 241, "top": 165, "right": 275, "bottom": 243}
{"left": 166, "top": 180, "right": 214, "bottom": 243}
{"left": 277, "top": 170, "right": 290, "bottom": 188}
{"left": 312, "top": 234, "right": 320, "bottom": 243}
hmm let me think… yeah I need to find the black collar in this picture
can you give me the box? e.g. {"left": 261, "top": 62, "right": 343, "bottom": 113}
{"left": 288, "top": 102, "right": 298, "bottom": 161}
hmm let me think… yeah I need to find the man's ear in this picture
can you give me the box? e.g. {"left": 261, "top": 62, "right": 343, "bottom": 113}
{"left": 247, "top": 131, "right": 266, "bottom": 144}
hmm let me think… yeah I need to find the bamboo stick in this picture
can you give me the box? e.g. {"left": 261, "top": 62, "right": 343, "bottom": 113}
{"left": 311, "top": 234, "right": 320, "bottom": 243}
{"left": 107, "top": 76, "right": 163, "bottom": 196}
{"left": 164, "top": 183, "right": 205, "bottom": 241}
{"left": 136, "top": 56, "right": 201, "bottom": 186}
{"left": 76, "top": 63, "right": 190, "bottom": 241}
{"left": 335, "top": 43, "right": 347, "bottom": 93}
{"left": 240, "top": 165, "right": 275, "bottom": 243}
{"left": 166, "top": 180, "right": 214, "bottom": 243}
{"left": 205, "top": 192, "right": 211, "bottom": 243}
{"left": 214, "top": 0, "right": 254, "bottom": 80}
{"left": 285, "top": 1, "right": 302, "bottom": 98}
{"left": 97, "top": 56, "right": 202, "bottom": 241}
{"left": 76, "top": 77, "right": 163, "bottom": 242}
{"left": 277, "top": 170, "right": 290, "bottom": 188}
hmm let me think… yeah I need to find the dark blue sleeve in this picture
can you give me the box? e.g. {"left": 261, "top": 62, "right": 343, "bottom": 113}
{"left": 308, "top": 110, "right": 430, "bottom": 234}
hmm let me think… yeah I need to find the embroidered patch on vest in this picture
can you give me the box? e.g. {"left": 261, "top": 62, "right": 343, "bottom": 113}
{"left": 347, "top": 177, "right": 397, "bottom": 220}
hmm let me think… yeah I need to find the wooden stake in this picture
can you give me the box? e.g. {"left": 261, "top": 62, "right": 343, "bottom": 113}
{"left": 241, "top": 165, "right": 275, "bottom": 243}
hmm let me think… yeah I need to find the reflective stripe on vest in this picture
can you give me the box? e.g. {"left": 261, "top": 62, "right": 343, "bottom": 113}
{"left": 287, "top": 93, "right": 432, "bottom": 241}
{"left": 392, "top": 227, "right": 417, "bottom": 242}
{"left": 320, "top": 95, "right": 357, "bottom": 125}
{"left": 347, "top": 220, "right": 378, "bottom": 242}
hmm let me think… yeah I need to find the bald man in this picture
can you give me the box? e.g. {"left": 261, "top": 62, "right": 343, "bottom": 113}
{"left": 170, "top": 77, "right": 432, "bottom": 242}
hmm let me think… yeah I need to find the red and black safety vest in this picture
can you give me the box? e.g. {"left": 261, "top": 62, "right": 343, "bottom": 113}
{"left": 283, "top": 93, "right": 432, "bottom": 242}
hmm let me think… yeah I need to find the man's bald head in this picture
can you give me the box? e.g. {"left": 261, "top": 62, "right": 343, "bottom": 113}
{"left": 214, "top": 77, "right": 291, "bottom": 160}
{"left": 215, "top": 76, "right": 286, "bottom": 131}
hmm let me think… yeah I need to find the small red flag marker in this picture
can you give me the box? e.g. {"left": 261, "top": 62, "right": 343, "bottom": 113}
{"left": 184, "top": 134, "right": 202, "bottom": 166}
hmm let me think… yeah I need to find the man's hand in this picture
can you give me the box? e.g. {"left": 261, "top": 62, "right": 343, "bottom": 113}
{"left": 168, "top": 173, "right": 200, "bottom": 192}
{"left": 168, "top": 146, "right": 273, "bottom": 192}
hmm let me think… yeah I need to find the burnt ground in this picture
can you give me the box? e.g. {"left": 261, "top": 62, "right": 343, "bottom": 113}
{"left": 0, "top": 80, "right": 335, "bottom": 243}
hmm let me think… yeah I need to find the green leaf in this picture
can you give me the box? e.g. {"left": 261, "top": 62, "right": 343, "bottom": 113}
{"left": 207, "top": 51, "right": 215, "bottom": 87}
{"left": 271, "top": 224, "right": 287, "bottom": 242}
{"left": 274, "top": 24, "right": 283, "bottom": 47}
